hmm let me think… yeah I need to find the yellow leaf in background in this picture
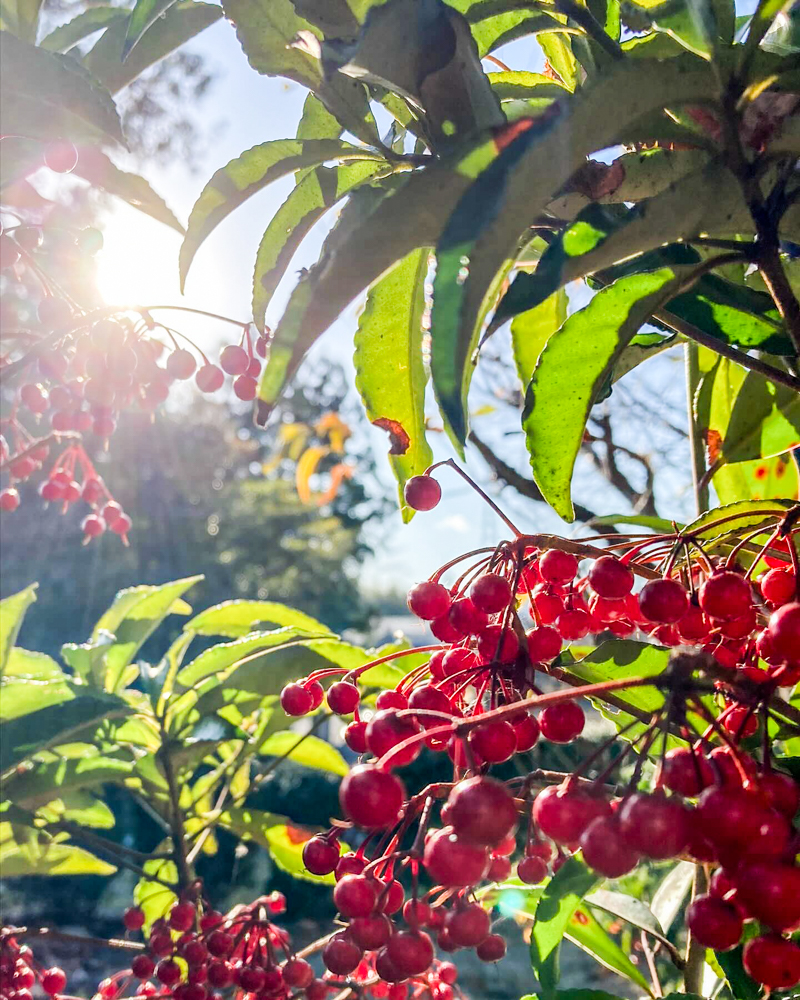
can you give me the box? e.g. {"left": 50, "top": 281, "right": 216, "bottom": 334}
{"left": 316, "top": 463, "right": 355, "bottom": 506}
{"left": 471, "top": 404, "right": 497, "bottom": 417}
{"left": 295, "top": 446, "right": 329, "bottom": 503}
{"left": 315, "top": 412, "right": 351, "bottom": 453}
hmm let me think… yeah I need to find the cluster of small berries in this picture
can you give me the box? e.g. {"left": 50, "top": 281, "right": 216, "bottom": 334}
{"left": 2, "top": 212, "right": 270, "bottom": 537}
{"left": 274, "top": 472, "right": 800, "bottom": 990}
{"left": 0, "top": 931, "right": 67, "bottom": 1000}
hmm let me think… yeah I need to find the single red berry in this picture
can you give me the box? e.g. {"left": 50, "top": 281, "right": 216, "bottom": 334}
{"left": 366, "top": 709, "right": 421, "bottom": 766}
{"left": 526, "top": 626, "right": 562, "bottom": 662}
{"left": 349, "top": 914, "right": 392, "bottom": 950}
{"left": 404, "top": 475, "right": 441, "bottom": 511}
{"left": 280, "top": 681, "right": 313, "bottom": 716}
{"left": 477, "top": 623, "right": 519, "bottom": 663}
{"left": 518, "top": 855, "right": 548, "bottom": 884}
{"left": 0, "top": 487, "right": 21, "bottom": 511}
{"left": 219, "top": 344, "right": 249, "bottom": 375}
{"left": 588, "top": 556, "right": 633, "bottom": 599}
{"left": 468, "top": 720, "right": 517, "bottom": 763}
{"left": 407, "top": 580, "right": 451, "bottom": 620}
{"left": 110, "top": 512, "right": 132, "bottom": 536}
{"left": 123, "top": 906, "right": 146, "bottom": 931}
{"left": 769, "top": 601, "right": 800, "bottom": 659}
{"left": 638, "top": 578, "right": 689, "bottom": 624}
{"left": 699, "top": 570, "right": 753, "bottom": 621}
{"left": 760, "top": 567, "right": 796, "bottom": 605}
{"left": 386, "top": 929, "right": 434, "bottom": 977}
{"left": 82, "top": 476, "right": 106, "bottom": 506}
{"left": 477, "top": 933, "right": 506, "bottom": 962}
{"left": 205, "top": 931, "right": 233, "bottom": 958}
{"left": 81, "top": 513, "right": 106, "bottom": 538}
{"left": 169, "top": 901, "right": 196, "bottom": 931}
{"left": 306, "top": 979, "right": 330, "bottom": 1000}
{"left": 658, "top": 746, "right": 713, "bottom": 796}
{"left": 736, "top": 859, "right": 800, "bottom": 931}
{"left": 340, "top": 764, "right": 406, "bottom": 829}
{"left": 156, "top": 959, "right": 182, "bottom": 986}
{"left": 20, "top": 383, "right": 49, "bottom": 414}
{"left": 282, "top": 958, "right": 314, "bottom": 988}
{"left": 696, "top": 786, "right": 768, "bottom": 850}
{"left": 333, "top": 873, "right": 378, "bottom": 917}
{"left": 760, "top": 770, "right": 800, "bottom": 817}
{"left": 513, "top": 714, "right": 540, "bottom": 752}
{"left": 617, "top": 791, "right": 691, "bottom": 859}
{"left": 423, "top": 827, "right": 490, "bottom": 886}
{"left": 539, "top": 702, "right": 584, "bottom": 743}
{"left": 743, "top": 934, "right": 800, "bottom": 989}
{"left": 322, "top": 932, "right": 362, "bottom": 975}
{"left": 407, "top": 683, "right": 452, "bottom": 725}
{"left": 469, "top": 573, "right": 512, "bottom": 613}
{"left": 449, "top": 597, "right": 488, "bottom": 636}
{"left": 441, "top": 646, "right": 478, "bottom": 677}
{"left": 539, "top": 548, "right": 579, "bottom": 584}
{"left": 233, "top": 374, "right": 257, "bottom": 400}
{"left": 44, "top": 141, "right": 78, "bottom": 173}
{"left": 149, "top": 930, "right": 174, "bottom": 957}
{"left": 445, "top": 776, "right": 518, "bottom": 847}
{"left": 532, "top": 783, "right": 610, "bottom": 844}
{"left": 167, "top": 348, "right": 197, "bottom": 380}
{"left": 487, "top": 854, "right": 512, "bottom": 881}
{"left": 131, "top": 955, "right": 156, "bottom": 979}
{"left": 237, "top": 967, "right": 265, "bottom": 992}
{"left": 344, "top": 720, "right": 368, "bottom": 753}
{"left": 195, "top": 364, "right": 225, "bottom": 393}
{"left": 445, "top": 903, "right": 490, "bottom": 947}
{"left": 555, "top": 608, "right": 592, "bottom": 641}
{"left": 580, "top": 815, "right": 641, "bottom": 877}
{"left": 246, "top": 356, "right": 261, "bottom": 378}
{"left": 327, "top": 681, "right": 360, "bottom": 715}
{"left": 41, "top": 968, "right": 67, "bottom": 995}
{"left": 302, "top": 835, "right": 340, "bottom": 875}
{"left": 686, "top": 895, "right": 743, "bottom": 951}
{"left": 335, "top": 852, "right": 366, "bottom": 880}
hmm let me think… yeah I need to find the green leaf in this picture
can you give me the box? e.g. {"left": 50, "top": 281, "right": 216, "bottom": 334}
{"left": 123, "top": 0, "right": 178, "bottom": 58}
{"left": 184, "top": 600, "right": 328, "bottom": 638}
{"left": 39, "top": 7, "right": 128, "bottom": 52}
{"left": 354, "top": 248, "right": 433, "bottom": 516}
{"left": 83, "top": 1, "right": 221, "bottom": 94}
{"left": 648, "top": 0, "right": 720, "bottom": 58}
{"left": 0, "top": 831, "right": 116, "bottom": 876}
{"left": 0, "top": 693, "right": 133, "bottom": 771}
{"left": 0, "top": 583, "right": 36, "bottom": 675}
{"left": 260, "top": 731, "right": 349, "bottom": 776}
{"left": 3, "top": 647, "right": 62, "bottom": 681}
{"left": 72, "top": 148, "right": 184, "bottom": 233}
{"left": 93, "top": 576, "right": 201, "bottom": 692}
{"left": 252, "top": 160, "right": 390, "bottom": 333}
{"left": 651, "top": 861, "right": 695, "bottom": 933}
{"left": 588, "top": 513, "right": 681, "bottom": 532}
{"left": 715, "top": 947, "right": 761, "bottom": 1000}
{"left": 0, "top": 675, "right": 77, "bottom": 722}
{"left": 522, "top": 268, "right": 684, "bottom": 520}
{"left": 511, "top": 289, "right": 568, "bottom": 387}
{"left": 742, "top": 0, "right": 788, "bottom": 60}
{"left": 0, "top": 33, "right": 124, "bottom": 146}
{"left": 488, "top": 70, "right": 570, "bottom": 103}
{"left": 566, "top": 905, "right": 653, "bottom": 995}
{"left": 0, "top": 0, "right": 42, "bottom": 42}
{"left": 722, "top": 370, "right": 800, "bottom": 463}
{"left": 219, "top": 807, "right": 336, "bottom": 883}
{"left": 4, "top": 754, "right": 134, "bottom": 808}
{"left": 538, "top": 31, "right": 580, "bottom": 90}
{"left": 175, "top": 628, "right": 334, "bottom": 689}
{"left": 530, "top": 856, "right": 600, "bottom": 999}
{"left": 134, "top": 855, "right": 178, "bottom": 933}
{"left": 180, "top": 139, "right": 385, "bottom": 289}
{"left": 520, "top": 994, "right": 628, "bottom": 1000}
{"left": 585, "top": 888, "right": 669, "bottom": 945}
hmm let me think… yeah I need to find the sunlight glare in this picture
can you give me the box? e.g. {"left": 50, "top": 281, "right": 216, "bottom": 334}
{"left": 95, "top": 203, "right": 183, "bottom": 306}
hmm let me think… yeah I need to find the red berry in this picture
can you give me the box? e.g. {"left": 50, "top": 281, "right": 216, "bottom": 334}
{"left": 386, "top": 930, "right": 434, "bottom": 977}
{"left": 237, "top": 967, "right": 265, "bottom": 992}
{"left": 349, "top": 914, "right": 392, "bottom": 949}
{"left": 110, "top": 512, "right": 132, "bottom": 536}
{"left": 44, "top": 141, "right": 78, "bottom": 173}
{"left": 761, "top": 567, "right": 796, "bottom": 605}
{"left": 696, "top": 785, "right": 767, "bottom": 849}
{"left": 169, "top": 901, "right": 196, "bottom": 931}
{"left": 699, "top": 570, "right": 753, "bottom": 621}
{"left": 445, "top": 776, "right": 518, "bottom": 847}
{"left": 423, "top": 827, "right": 490, "bottom": 886}
{"left": 580, "top": 815, "right": 641, "bottom": 877}
{"left": 339, "top": 764, "right": 406, "bottom": 829}
{"left": 518, "top": 855, "right": 548, "bottom": 884}
{"left": 736, "top": 860, "right": 800, "bottom": 931}
{"left": 407, "top": 683, "right": 452, "bottom": 724}
{"left": 131, "top": 955, "right": 156, "bottom": 979}
{"left": 445, "top": 903, "right": 490, "bottom": 947}
{"left": 302, "top": 835, "right": 340, "bottom": 875}
{"left": 513, "top": 714, "right": 540, "bottom": 752}
{"left": 526, "top": 626, "right": 562, "bottom": 662}
{"left": 760, "top": 771, "right": 800, "bottom": 817}
{"left": 638, "top": 578, "right": 689, "bottom": 624}
{"left": 555, "top": 608, "right": 592, "bottom": 641}
{"left": 335, "top": 852, "right": 366, "bottom": 879}
{"left": 280, "top": 681, "right": 313, "bottom": 716}
{"left": 686, "top": 895, "right": 743, "bottom": 951}
{"left": 333, "top": 873, "right": 378, "bottom": 916}
{"left": 219, "top": 344, "right": 249, "bottom": 375}
{"left": 322, "top": 932, "right": 362, "bottom": 975}
{"left": 468, "top": 720, "right": 516, "bottom": 763}
{"left": 282, "top": 958, "right": 313, "bottom": 988}
{"left": 469, "top": 573, "right": 512, "bottom": 613}
{"left": 769, "top": 601, "right": 800, "bottom": 659}
{"left": 327, "top": 681, "right": 360, "bottom": 715}
{"left": 743, "top": 934, "right": 800, "bottom": 989}
{"left": 123, "top": 906, "right": 146, "bottom": 931}
{"left": 477, "top": 933, "right": 506, "bottom": 962}
{"left": 344, "top": 720, "right": 368, "bottom": 753}
{"left": 539, "top": 549, "right": 578, "bottom": 584}
{"left": 477, "top": 624, "right": 519, "bottom": 663}
{"left": 246, "top": 356, "right": 261, "bottom": 378}
{"left": 365, "top": 709, "right": 421, "bottom": 766}
{"left": 20, "top": 383, "right": 49, "bottom": 414}
{"left": 81, "top": 513, "right": 106, "bottom": 538}
{"left": 195, "top": 364, "right": 225, "bottom": 393}
{"left": 156, "top": 959, "right": 182, "bottom": 986}
{"left": 41, "top": 968, "right": 67, "bottom": 995}
{"left": 539, "top": 701, "right": 584, "bottom": 743}
{"left": 404, "top": 475, "right": 441, "bottom": 511}
{"left": 407, "top": 580, "right": 451, "bottom": 620}
{"left": 532, "top": 783, "right": 610, "bottom": 844}
{"left": 205, "top": 931, "right": 233, "bottom": 958}
{"left": 166, "top": 348, "right": 197, "bottom": 380}
{"left": 0, "top": 488, "right": 21, "bottom": 511}
{"left": 487, "top": 854, "right": 512, "bottom": 881}
{"left": 588, "top": 556, "right": 633, "bottom": 599}
{"left": 617, "top": 792, "right": 691, "bottom": 859}
{"left": 233, "top": 374, "right": 257, "bottom": 400}
{"left": 376, "top": 690, "right": 408, "bottom": 710}
{"left": 441, "top": 646, "right": 478, "bottom": 677}
{"left": 449, "top": 597, "right": 488, "bottom": 635}
{"left": 658, "top": 747, "right": 713, "bottom": 796}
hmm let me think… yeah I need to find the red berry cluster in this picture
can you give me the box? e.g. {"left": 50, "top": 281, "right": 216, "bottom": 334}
{"left": 1, "top": 243, "right": 271, "bottom": 536}
{"left": 0, "top": 932, "right": 66, "bottom": 1000}
{"left": 274, "top": 473, "right": 800, "bottom": 991}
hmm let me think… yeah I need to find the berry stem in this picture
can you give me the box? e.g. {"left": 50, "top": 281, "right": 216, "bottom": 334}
{"left": 0, "top": 432, "right": 81, "bottom": 474}
{"left": 425, "top": 459, "right": 523, "bottom": 537}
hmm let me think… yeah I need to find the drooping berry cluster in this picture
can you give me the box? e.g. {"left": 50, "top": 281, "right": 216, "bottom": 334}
{"left": 276, "top": 470, "right": 800, "bottom": 991}
{"left": 0, "top": 931, "right": 67, "bottom": 1000}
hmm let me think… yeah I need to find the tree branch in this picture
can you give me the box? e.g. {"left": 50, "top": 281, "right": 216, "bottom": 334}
{"left": 584, "top": 414, "right": 659, "bottom": 516}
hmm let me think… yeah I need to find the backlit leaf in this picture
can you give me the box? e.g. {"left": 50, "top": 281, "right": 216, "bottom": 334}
{"left": 0, "top": 584, "right": 37, "bottom": 675}
{"left": 39, "top": 7, "right": 128, "bottom": 51}
{"left": 134, "top": 854, "right": 178, "bottom": 933}
{"left": 259, "top": 731, "right": 349, "bottom": 776}
{"left": 123, "top": 0, "right": 178, "bottom": 58}
{"left": 722, "top": 370, "right": 800, "bottom": 463}
{"left": 511, "top": 289, "right": 568, "bottom": 386}
{"left": 219, "top": 807, "right": 336, "bottom": 883}
{"left": 184, "top": 600, "right": 328, "bottom": 638}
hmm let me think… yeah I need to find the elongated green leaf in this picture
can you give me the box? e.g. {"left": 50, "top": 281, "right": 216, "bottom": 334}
{"left": 716, "top": 946, "right": 761, "bottom": 1000}
{"left": 94, "top": 576, "right": 201, "bottom": 692}
{"left": 0, "top": 832, "right": 116, "bottom": 876}
{"left": 523, "top": 268, "right": 683, "bottom": 520}
{"left": 40, "top": 7, "right": 128, "bottom": 51}
{"left": 72, "top": 147, "right": 183, "bottom": 233}
{"left": 5, "top": 754, "right": 133, "bottom": 807}
{"left": 586, "top": 889, "right": 666, "bottom": 938}
{"left": 354, "top": 248, "right": 433, "bottom": 516}
{"left": 0, "top": 675, "right": 77, "bottom": 722}
{"left": 488, "top": 70, "right": 570, "bottom": 102}
{"left": 511, "top": 289, "right": 568, "bottom": 386}
{"left": 0, "top": 34, "right": 124, "bottom": 146}
{"left": 530, "top": 857, "right": 600, "bottom": 999}
{"left": 83, "top": 1, "right": 221, "bottom": 94}
{"left": 260, "top": 731, "right": 349, "bottom": 776}
{"left": 648, "top": 0, "right": 719, "bottom": 58}
{"left": 651, "top": 861, "right": 695, "bottom": 932}
{"left": 252, "top": 160, "right": 389, "bottom": 333}
{"left": 742, "top": 0, "right": 788, "bottom": 59}
{"left": 219, "top": 807, "right": 336, "bottom": 883}
{"left": 180, "top": 139, "right": 385, "bottom": 288}
{"left": 588, "top": 513, "right": 681, "bottom": 532}
{"left": 0, "top": 0, "right": 41, "bottom": 41}
{"left": 0, "top": 584, "right": 36, "bottom": 675}
{"left": 538, "top": 31, "right": 580, "bottom": 89}
{"left": 185, "top": 600, "right": 328, "bottom": 638}
{"left": 123, "top": 0, "right": 178, "bottom": 57}
{"left": 134, "top": 855, "right": 178, "bottom": 933}
{"left": 1, "top": 693, "right": 133, "bottom": 771}
{"left": 722, "top": 370, "right": 800, "bottom": 463}
{"left": 3, "top": 648, "right": 62, "bottom": 681}
{"left": 175, "top": 628, "right": 333, "bottom": 688}
{"left": 566, "top": 905, "right": 653, "bottom": 995}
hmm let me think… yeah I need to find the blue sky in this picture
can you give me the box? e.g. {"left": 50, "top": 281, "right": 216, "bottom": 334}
{"left": 93, "top": 18, "right": 695, "bottom": 593}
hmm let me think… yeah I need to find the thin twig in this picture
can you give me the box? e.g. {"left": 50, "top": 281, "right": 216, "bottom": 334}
{"left": 6, "top": 926, "right": 145, "bottom": 953}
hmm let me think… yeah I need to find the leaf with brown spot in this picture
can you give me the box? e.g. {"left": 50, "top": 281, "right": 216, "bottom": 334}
{"left": 372, "top": 418, "right": 411, "bottom": 455}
